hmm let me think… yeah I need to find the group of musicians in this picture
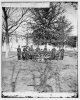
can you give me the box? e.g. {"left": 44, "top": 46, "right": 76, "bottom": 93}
{"left": 17, "top": 45, "right": 64, "bottom": 61}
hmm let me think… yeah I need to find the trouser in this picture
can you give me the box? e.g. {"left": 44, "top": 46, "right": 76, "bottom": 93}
{"left": 25, "top": 53, "right": 29, "bottom": 60}
{"left": 22, "top": 56, "right": 25, "bottom": 60}
{"left": 29, "top": 55, "right": 33, "bottom": 59}
{"left": 18, "top": 55, "right": 21, "bottom": 60}
{"left": 60, "top": 55, "right": 64, "bottom": 60}
{"left": 51, "top": 54, "right": 55, "bottom": 60}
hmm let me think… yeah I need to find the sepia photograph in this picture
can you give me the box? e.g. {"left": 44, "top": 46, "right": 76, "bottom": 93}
{"left": 1, "top": 1, "right": 78, "bottom": 98}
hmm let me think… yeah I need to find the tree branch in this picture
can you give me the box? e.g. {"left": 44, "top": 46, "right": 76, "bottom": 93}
{"left": 8, "top": 8, "right": 18, "bottom": 18}
{"left": 8, "top": 8, "right": 28, "bottom": 31}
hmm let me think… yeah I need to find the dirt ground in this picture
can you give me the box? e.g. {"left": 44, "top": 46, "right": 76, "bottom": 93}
{"left": 1, "top": 51, "right": 78, "bottom": 93}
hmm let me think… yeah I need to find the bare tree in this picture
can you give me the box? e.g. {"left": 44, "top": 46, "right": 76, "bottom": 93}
{"left": 2, "top": 7, "right": 28, "bottom": 58}
{"left": 21, "top": 22, "right": 33, "bottom": 46}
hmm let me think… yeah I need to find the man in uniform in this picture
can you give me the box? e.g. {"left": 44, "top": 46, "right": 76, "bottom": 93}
{"left": 51, "top": 48, "right": 56, "bottom": 60}
{"left": 17, "top": 45, "right": 21, "bottom": 60}
{"left": 34, "top": 46, "right": 41, "bottom": 61}
{"left": 43, "top": 46, "right": 47, "bottom": 56}
{"left": 28, "top": 45, "right": 34, "bottom": 60}
{"left": 23, "top": 46, "right": 26, "bottom": 52}
{"left": 36, "top": 46, "right": 40, "bottom": 53}
{"left": 25, "top": 46, "right": 29, "bottom": 60}
{"left": 60, "top": 48, "right": 64, "bottom": 60}
{"left": 22, "top": 47, "right": 26, "bottom": 60}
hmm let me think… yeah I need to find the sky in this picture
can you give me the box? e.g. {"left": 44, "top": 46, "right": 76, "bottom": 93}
{"left": 2, "top": 2, "right": 78, "bottom": 51}
{"left": 2, "top": 2, "right": 77, "bottom": 36}
{"left": 16, "top": 2, "right": 78, "bottom": 36}
{"left": 13, "top": 2, "right": 78, "bottom": 49}
{"left": 62, "top": 3, "right": 77, "bottom": 36}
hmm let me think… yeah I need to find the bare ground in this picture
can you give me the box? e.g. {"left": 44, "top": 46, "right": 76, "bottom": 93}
{"left": 1, "top": 51, "right": 78, "bottom": 93}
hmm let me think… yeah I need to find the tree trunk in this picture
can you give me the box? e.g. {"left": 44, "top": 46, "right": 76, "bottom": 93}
{"left": 26, "top": 34, "right": 28, "bottom": 46}
{"left": 5, "top": 22, "right": 9, "bottom": 58}
{"left": 5, "top": 43, "right": 9, "bottom": 58}
{"left": 5, "top": 34, "right": 9, "bottom": 58}
{"left": 2, "top": 7, "right": 10, "bottom": 58}
{"left": 38, "top": 44, "right": 39, "bottom": 48}
{"left": 5, "top": 20, "right": 9, "bottom": 58}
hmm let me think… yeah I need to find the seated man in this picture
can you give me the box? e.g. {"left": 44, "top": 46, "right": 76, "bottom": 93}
{"left": 17, "top": 45, "right": 21, "bottom": 60}
{"left": 36, "top": 46, "right": 40, "bottom": 53}
{"left": 29, "top": 45, "right": 34, "bottom": 52}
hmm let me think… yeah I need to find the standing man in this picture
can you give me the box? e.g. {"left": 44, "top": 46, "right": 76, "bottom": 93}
{"left": 22, "top": 47, "right": 26, "bottom": 60}
{"left": 60, "top": 48, "right": 64, "bottom": 60}
{"left": 43, "top": 46, "right": 47, "bottom": 56}
{"left": 51, "top": 48, "right": 56, "bottom": 60}
{"left": 17, "top": 45, "right": 21, "bottom": 60}
{"left": 36, "top": 46, "right": 40, "bottom": 58}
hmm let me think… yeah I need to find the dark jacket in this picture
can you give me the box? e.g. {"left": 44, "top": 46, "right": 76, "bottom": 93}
{"left": 17, "top": 47, "right": 21, "bottom": 56}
